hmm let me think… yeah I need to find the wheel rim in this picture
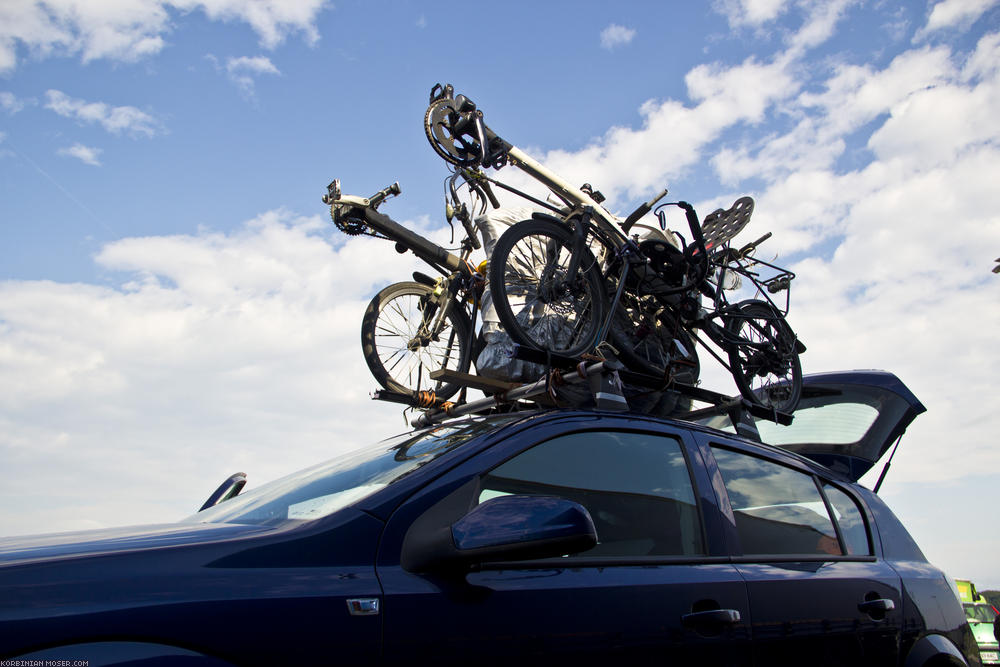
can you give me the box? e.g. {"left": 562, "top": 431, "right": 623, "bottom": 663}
{"left": 729, "top": 306, "right": 800, "bottom": 411}
{"left": 374, "top": 291, "right": 465, "bottom": 394}
{"left": 500, "top": 229, "right": 602, "bottom": 354}
{"left": 612, "top": 294, "right": 699, "bottom": 384}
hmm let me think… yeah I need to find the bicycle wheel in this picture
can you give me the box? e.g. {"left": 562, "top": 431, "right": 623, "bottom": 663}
{"left": 361, "top": 281, "right": 471, "bottom": 400}
{"left": 724, "top": 299, "right": 802, "bottom": 413}
{"left": 487, "top": 219, "right": 606, "bottom": 359}
{"left": 610, "top": 292, "right": 700, "bottom": 385}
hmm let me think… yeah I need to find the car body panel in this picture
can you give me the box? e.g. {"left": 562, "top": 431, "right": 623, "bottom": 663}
{"left": 0, "top": 522, "right": 271, "bottom": 566}
{"left": 0, "top": 509, "right": 384, "bottom": 664}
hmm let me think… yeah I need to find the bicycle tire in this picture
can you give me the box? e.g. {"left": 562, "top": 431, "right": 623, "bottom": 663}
{"left": 487, "top": 219, "right": 606, "bottom": 359}
{"left": 724, "top": 299, "right": 802, "bottom": 413}
{"left": 610, "top": 292, "right": 700, "bottom": 385}
{"left": 361, "top": 281, "right": 471, "bottom": 400}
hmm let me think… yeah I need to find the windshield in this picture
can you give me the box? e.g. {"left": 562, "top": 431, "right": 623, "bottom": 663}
{"left": 965, "top": 603, "right": 999, "bottom": 623}
{"left": 186, "top": 416, "right": 516, "bottom": 526}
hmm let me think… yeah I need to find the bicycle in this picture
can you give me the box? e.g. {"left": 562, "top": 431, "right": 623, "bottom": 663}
{"left": 323, "top": 169, "right": 496, "bottom": 401}
{"left": 423, "top": 83, "right": 805, "bottom": 412}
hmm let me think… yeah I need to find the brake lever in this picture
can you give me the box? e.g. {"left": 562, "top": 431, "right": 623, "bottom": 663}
{"left": 472, "top": 111, "right": 489, "bottom": 168}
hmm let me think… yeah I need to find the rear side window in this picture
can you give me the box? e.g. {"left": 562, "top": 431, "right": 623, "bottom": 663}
{"left": 822, "top": 483, "right": 872, "bottom": 556}
{"left": 712, "top": 447, "right": 841, "bottom": 556}
{"left": 855, "top": 486, "right": 926, "bottom": 561}
{"left": 481, "top": 431, "right": 704, "bottom": 557}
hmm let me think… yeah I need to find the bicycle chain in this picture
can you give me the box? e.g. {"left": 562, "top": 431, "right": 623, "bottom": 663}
{"left": 330, "top": 205, "right": 375, "bottom": 237}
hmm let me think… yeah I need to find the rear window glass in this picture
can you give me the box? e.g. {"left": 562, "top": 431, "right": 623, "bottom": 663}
{"left": 757, "top": 402, "right": 879, "bottom": 445}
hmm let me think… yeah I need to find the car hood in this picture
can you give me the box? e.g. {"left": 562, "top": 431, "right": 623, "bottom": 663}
{"left": 0, "top": 521, "right": 272, "bottom": 566}
{"left": 754, "top": 370, "right": 926, "bottom": 482}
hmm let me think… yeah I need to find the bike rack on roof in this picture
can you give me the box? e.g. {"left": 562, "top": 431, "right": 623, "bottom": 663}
{"left": 371, "top": 344, "right": 794, "bottom": 437}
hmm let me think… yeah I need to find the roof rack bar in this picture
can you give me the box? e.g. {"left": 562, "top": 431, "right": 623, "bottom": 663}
{"left": 511, "top": 343, "right": 792, "bottom": 425}
{"left": 411, "top": 360, "right": 612, "bottom": 428}
{"left": 371, "top": 389, "right": 452, "bottom": 409}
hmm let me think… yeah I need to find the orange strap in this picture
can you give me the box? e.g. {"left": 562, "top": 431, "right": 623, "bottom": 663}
{"left": 416, "top": 390, "right": 436, "bottom": 409}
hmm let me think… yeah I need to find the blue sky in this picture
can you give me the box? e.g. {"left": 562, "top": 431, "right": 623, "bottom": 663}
{"left": 1, "top": 1, "right": 999, "bottom": 587}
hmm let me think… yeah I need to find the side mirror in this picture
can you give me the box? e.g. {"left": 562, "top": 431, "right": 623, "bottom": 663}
{"left": 407, "top": 495, "right": 597, "bottom": 572}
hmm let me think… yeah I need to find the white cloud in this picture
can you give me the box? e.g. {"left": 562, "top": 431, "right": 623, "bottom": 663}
{"left": 534, "top": 56, "right": 797, "bottom": 205}
{"left": 227, "top": 54, "right": 280, "bottom": 75}
{"left": 223, "top": 54, "right": 281, "bottom": 96}
{"left": 918, "top": 0, "right": 1000, "bottom": 38}
{"left": 515, "top": 3, "right": 855, "bottom": 209}
{"left": 0, "top": 210, "right": 442, "bottom": 535}
{"left": 44, "top": 90, "right": 161, "bottom": 137}
{"left": 0, "top": 91, "right": 30, "bottom": 114}
{"left": 599, "top": 24, "right": 636, "bottom": 51}
{"left": 798, "top": 46, "right": 953, "bottom": 137}
{"left": 784, "top": 0, "right": 855, "bottom": 57}
{"left": 57, "top": 143, "right": 103, "bottom": 166}
{"left": 0, "top": 0, "right": 328, "bottom": 73}
{"left": 175, "top": 0, "right": 326, "bottom": 49}
{"left": 713, "top": 0, "right": 855, "bottom": 58}
{"left": 205, "top": 54, "right": 281, "bottom": 96}
{"left": 713, "top": 0, "right": 792, "bottom": 27}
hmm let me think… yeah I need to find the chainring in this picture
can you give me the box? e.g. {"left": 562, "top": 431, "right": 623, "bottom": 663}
{"left": 424, "top": 98, "right": 483, "bottom": 167}
{"left": 330, "top": 205, "right": 375, "bottom": 236}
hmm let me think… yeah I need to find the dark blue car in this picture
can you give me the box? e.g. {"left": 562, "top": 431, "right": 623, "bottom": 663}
{"left": 0, "top": 372, "right": 980, "bottom": 666}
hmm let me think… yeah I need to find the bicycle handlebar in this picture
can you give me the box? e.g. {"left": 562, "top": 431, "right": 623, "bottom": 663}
{"left": 676, "top": 201, "right": 707, "bottom": 253}
{"left": 368, "top": 182, "right": 401, "bottom": 208}
{"left": 737, "top": 232, "right": 771, "bottom": 258}
{"left": 622, "top": 188, "right": 669, "bottom": 234}
{"left": 479, "top": 178, "right": 501, "bottom": 208}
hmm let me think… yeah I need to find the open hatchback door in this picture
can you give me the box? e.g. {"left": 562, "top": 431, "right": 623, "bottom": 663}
{"left": 753, "top": 371, "right": 926, "bottom": 483}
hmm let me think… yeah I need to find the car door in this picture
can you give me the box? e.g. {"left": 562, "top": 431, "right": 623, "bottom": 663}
{"left": 376, "top": 415, "right": 752, "bottom": 665}
{"left": 699, "top": 437, "right": 902, "bottom": 666}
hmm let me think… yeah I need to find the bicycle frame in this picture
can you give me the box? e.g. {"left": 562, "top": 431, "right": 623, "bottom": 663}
{"left": 325, "top": 175, "right": 489, "bottom": 398}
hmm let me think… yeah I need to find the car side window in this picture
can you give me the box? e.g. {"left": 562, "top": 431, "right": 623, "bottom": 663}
{"left": 480, "top": 431, "right": 704, "bottom": 557}
{"left": 822, "top": 483, "right": 872, "bottom": 556}
{"left": 711, "top": 447, "right": 841, "bottom": 556}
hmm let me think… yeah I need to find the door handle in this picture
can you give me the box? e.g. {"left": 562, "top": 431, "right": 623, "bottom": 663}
{"left": 858, "top": 598, "right": 895, "bottom": 615}
{"left": 681, "top": 608, "right": 742, "bottom": 628}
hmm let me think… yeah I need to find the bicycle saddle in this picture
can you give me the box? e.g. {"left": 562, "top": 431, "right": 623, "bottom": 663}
{"left": 700, "top": 196, "right": 754, "bottom": 251}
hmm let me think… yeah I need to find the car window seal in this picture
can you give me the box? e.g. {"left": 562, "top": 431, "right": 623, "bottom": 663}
{"left": 729, "top": 554, "right": 877, "bottom": 564}
{"left": 473, "top": 554, "right": 732, "bottom": 571}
